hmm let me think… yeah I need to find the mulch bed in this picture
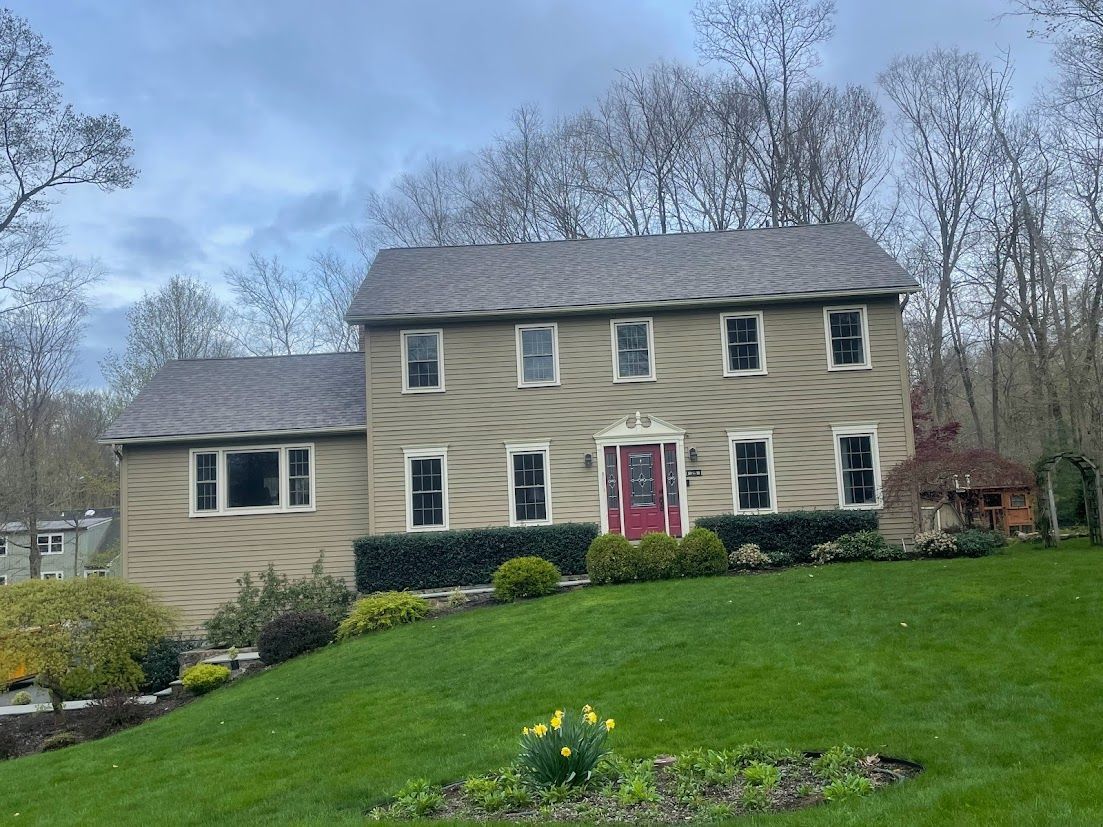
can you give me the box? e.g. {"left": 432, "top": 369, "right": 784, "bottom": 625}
{"left": 0, "top": 695, "right": 191, "bottom": 760}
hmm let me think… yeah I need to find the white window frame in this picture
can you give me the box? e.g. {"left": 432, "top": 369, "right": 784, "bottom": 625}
{"left": 403, "top": 446, "right": 450, "bottom": 532}
{"left": 831, "top": 424, "right": 882, "bottom": 509}
{"left": 823, "top": 305, "right": 872, "bottom": 371}
{"left": 719, "top": 311, "right": 768, "bottom": 377}
{"left": 505, "top": 441, "right": 553, "bottom": 527}
{"left": 515, "top": 323, "right": 561, "bottom": 388}
{"left": 41, "top": 571, "right": 64, "bottom": 580}
{"left": 84, "top": 569, "right": 108, "bottom": 578}
{"left": 610, "top": 317, "right": 657, "bottom": 383}
{"left": 400, "top": 328, "right": 446, "bottom": 393}
{"left": 727, "top": 429, "right": 778, "bottom": 514}
{"left": 188, "top": 444, "right": 317, "bottom": 518}
{"left": 37, "top": 533, "right": 64, "bottom": 555}
{"left": 0, "top": 537, "right": 6, "bottom": 556}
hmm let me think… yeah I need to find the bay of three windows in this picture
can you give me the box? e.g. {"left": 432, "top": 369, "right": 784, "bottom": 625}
{"left": 400, "top": 305, "right": 870, "bottom": 392}
{"left": 191, "top": 445, "right": 314, "bottom": 516}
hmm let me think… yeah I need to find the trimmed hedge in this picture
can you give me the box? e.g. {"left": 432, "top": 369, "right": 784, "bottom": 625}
{"left": 354, "top": 523, "right": 598, "bottom": 592}
{"left": 695, "top": 510, "right": 879, "bottom": 565}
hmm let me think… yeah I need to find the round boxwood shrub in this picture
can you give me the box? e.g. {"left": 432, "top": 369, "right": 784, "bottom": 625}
{"left": 11, "top": 690, "right": 32, "bottom": 706}
{"left": 636, "top": 532, "right": 679, "bottom": 580}
{"left": 492, "top": 556, "right": 561, "bottom": 601}
{"left": 336, "top": 591, "right": 430, "bottom": 641}
{"left": 954, "top": 528, "right": 1005, "bottom": 558}
{"left": 832, "top": 530, "right": 889, "bottom": 561}
{"left": 586, "top": 533, "right": 635, "bottom": 584}
{"left": 256, "top": 611, "right": 337, "bottom": 665}
{"left": 676, "top": 527, "right": 728, "bottom": 577}
{"left": 181, "top": 663, "right": 231, "bottom": 695}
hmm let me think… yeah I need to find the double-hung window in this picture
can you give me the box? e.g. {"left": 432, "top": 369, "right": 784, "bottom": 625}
{"left": 404, "top": 447, "right": 449, "bottom": 531}
{"left": 515, "top": 324, "right": 560, "bottom": 387}
{"left": 611, "top": 318, "right": 655, "bottom": 382}
{"left": 37, "top": 534, "right": 63, "bottom": 555}
{"left": 832, "top": 425, "right": 881, "bottom": 508}
{"left": 190, "top": 445, "right": 315, "bottom": 516}
{"left": 721, "top": 312, "right": 767, "bottom": 376}
{"left": 824, "top": 305, "right": 871, "bottom": 370}
{"left": 41, "top": 571, "right": 63, "bottom": 581}
{"left": 506, "top": 442, "right": 552, "bottom": 526}
{"left": 401, "top": 329, "right": 445, "bottom": 392}
{"left": 0, "top": 537, "right": 6, "bottom": 556}
{"left": 727, "top": 430, "right": 777, "bottom": 513}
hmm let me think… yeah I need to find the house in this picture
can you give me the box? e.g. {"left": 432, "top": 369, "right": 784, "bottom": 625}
{"left": 0, "top": 509, "right": 120, "bottom": 585}
{"left": 101, "top": 222, "right": 919, "bottom": 624}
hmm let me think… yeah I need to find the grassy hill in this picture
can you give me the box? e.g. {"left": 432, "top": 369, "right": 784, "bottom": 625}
{"left": 1, "top": 542, "right": 1101, "bottom": 825}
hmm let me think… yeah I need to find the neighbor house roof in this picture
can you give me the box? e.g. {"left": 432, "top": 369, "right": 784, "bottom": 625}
{"left": 1, "top": 517, "right": 112, "bottom": 534}
{"left": 99, "top": 352, "right": 366, "bottom": 443}
{"left": 346, "top": 222, "right": 919, "bottom": 323}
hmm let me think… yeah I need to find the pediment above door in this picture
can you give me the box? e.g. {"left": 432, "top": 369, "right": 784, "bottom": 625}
{"left": 594, "top": 411, "right": 686, "bottom": 443}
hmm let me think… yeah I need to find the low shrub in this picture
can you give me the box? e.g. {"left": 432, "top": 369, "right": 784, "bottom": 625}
{"left": 141, "top": 637, "right": 201, "bottom": 693}
{"left": 696, "top": 510, "right": 879, "bottom": 564}
{"left": 41, "top": 731, "right": 82, "bottom": 752}
{"left": 0, "top": 729, "right": 17, "bottom": 760}
{"left": 354, "top": 523, "right": 598, "bottom": 592}
{"left": 58, "top": 666, "right": 98, "bottom": 700}
{"left": 11, "top": 690, "right": 32, "bottom": 706}
{"left": 955, "top": 528, "right": 1005, "bottom": 558}
{"left": 492, "top": 556, "right": 561, "bottom": 602}
{"left": 586, "top": 533, "right": 636, "bottom": 585}
{"left": 811, "top": 541, "right": 841, "bottom": 564}
{"left": 675, "top": 528, "right": 728, "bottom": 577}
{"left": 336, "top": 592, "right": 429, "bottom": 641}
{"left": 636, "top": 533, "right": 679, "bottom": 580}
{"left": 915, "top": 529, "right": 957, "bottom": 558}
{"left": 517, "top": 705, "right": 614, "bottom": 788}
{"left": 256, "top": 611, "right": 337, "bottom": 665}
{"left": 834, "top": 530, "right": 889, "bottom": 561}
{"left": 729, "top": 542, "right": 771, "bottom": 570}
{"left": 86, "top": 691, "right": 146, "bottom": 733}
{"left": 205, "top": 556, "right": 353, "bottom": 647}
{"left": 181, "top": 663, "right": 231, "bottom": 695}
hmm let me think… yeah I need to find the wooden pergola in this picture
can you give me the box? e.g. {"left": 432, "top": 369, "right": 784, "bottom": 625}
{"left": 1037, "top": 452, "right": 1103, "bottom": 547}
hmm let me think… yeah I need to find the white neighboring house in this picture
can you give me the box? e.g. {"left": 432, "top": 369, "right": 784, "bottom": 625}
{"left": 0, "top": 509, "right": 120, "bottom": 584}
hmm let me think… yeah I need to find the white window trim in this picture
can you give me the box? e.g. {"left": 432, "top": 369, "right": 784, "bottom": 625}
{"left": 0, "top": 537, "right": 6, "bottom": 556}
{"left": 400, "top": 328, "right": 446, "bottom": 394}
{"left": 719, "top": 311, "right": 768, "bottom": 377}
{"left": 610, "top": 317, "right": 657, "bottom": 383}
{"left": 831, "top": 423, "right": 883, "bottom": 510}
{"left": 505, "top": 441, "right": 553, "bottom": 527}
{"left": 823, "top": 305, "right": 872, "bottom": 371}
{"left": 514, "top": 323, "right": 561, "bottom": 388}
{"left": 188, "top": 443, "right": 317, "bottom": 518}
{"left": 41, "top": 571, "right": 64, "bottom": 580}
{"left": 727, "top": 429, "right": 778, "bottom": 514}
{"left": 84, "top": 569, "right": 108, "bottom": 577}
{"left": 403, "top": 446, "right": 450, "bottom": 532}
{"left": 37, "top": 533, "right": 64, "bottom": 555}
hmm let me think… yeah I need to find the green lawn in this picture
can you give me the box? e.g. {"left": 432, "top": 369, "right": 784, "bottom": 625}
{"left": 2, "top": 542, "right": 1101, "bottom": 825}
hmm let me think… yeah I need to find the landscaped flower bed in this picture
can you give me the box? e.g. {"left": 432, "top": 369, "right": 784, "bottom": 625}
{"left": 368, "top": 707, "right": 920, "bottom": 822}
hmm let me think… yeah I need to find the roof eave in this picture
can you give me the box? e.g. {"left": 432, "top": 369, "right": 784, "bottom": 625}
{"left": 344, "top": 285, "right": 919, "bottom": 325}
{"left": 98, "top": 424, "right": 367, "bottom": 446}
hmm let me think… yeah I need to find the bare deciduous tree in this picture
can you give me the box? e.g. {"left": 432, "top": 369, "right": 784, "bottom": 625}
{"left": 227, "top": 253, "right": 319, "bottom": 356}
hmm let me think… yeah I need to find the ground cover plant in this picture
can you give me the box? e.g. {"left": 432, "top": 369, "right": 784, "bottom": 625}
{"left": 0, "top": 542, "right": 1100, "bottom": 825}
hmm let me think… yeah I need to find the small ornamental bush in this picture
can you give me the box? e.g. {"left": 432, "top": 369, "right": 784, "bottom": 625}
{"left": 517, "top": 705, "right": 614, "bottom": 788}
{"left": 181, "top": 663, "right": 231, "bottom": 695}
{"left": 955, "top": 528, "right": 1005, "bottom": 558}
{"left": 833, "top": 530, "right": 889, "bottom": 561}
{"left": 636, "top": 533, "right": 679, "bottom": 580}
{"left": 41, "top": 731, "right": 82, "bottom": 751}
{"left": 675, "top": 528, "right": 728, "bottom": 577}
{"left": 811, "top": 540, "right": 841, "bottom": 564}
{"left": 915, "top": 530, "right": 957, "bottom": 558}
{"left": 336, "top": 592, "right": 429, "bottom": 641}
{"left": 141, "top": 637, "right": 201, "bottom": 693}
{"left": 586, "top": 533, "right": 636, "bottom": 584}
{"left": 256, "top": 611, "right": 337, "bottom": 665}
{"left": 11, "top": 690, "right": 32, "bottom": 706}
{"left": 729, "top": 542, "right": 771, "bottom": 570}
{"left": 492, "top": 556, "right": 561, "bottom": 602}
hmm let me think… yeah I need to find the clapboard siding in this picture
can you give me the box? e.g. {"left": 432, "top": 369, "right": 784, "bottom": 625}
{"left": 121, "top": 434, "right": 368, "bottom": 625}
{"left": 366, "top": 297, "right": 915, "bottom": 542}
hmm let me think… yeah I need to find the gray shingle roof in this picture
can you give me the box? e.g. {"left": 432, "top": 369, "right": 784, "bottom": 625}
{"left": 100, "top": 352, "right": 365, "bottom": 442}
{"left": 346, "top": 222, "right": 918, "bottom": 321}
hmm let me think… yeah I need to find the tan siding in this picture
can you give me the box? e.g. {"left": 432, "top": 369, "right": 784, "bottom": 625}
{"left": 367, "top": 297, "right": 915, "bottom": 542}
{"left": 122, "top": 434, "right": 369, "bottom": 626}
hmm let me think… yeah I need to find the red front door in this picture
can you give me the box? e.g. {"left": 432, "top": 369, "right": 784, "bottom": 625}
{"left": 619, "top": 444, "right": 667, "bottom": 539}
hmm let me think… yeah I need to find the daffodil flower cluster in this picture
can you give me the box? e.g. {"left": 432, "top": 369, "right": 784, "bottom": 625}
{"left": 516, "top": 704, "right": 615, "bottom": 789}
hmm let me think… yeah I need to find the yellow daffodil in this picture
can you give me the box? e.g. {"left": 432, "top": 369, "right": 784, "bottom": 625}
{"left": 554, "top": 709, "right": 564, "bottom": 718}
{"left": 561, "top": 746, "right": 572, "bottom": 757}
{"left": 584, "top": 711, "right": 598, "bottom": 725}
{"left": 522, "top": 726, "right": 530, "bottom": 735}
{"left": 582, "top": 704, "right": 593, "bottom": 714}
{"left": 533, "top": 724, "right": 548, "bottom": 737}
{"left": 550, "top": 715, "right": 562, "bottom": 730}
{"left": 604, "top": 718, "right": 616, "bottom": 731}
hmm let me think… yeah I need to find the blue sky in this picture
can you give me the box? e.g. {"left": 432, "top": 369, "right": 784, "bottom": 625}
{"left": 11, "top": 0, "right": 1052, "bottom": 386}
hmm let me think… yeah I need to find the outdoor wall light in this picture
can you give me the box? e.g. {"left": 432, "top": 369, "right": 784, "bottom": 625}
{"left": 689, "top": 447, "right": 698, "bottom": 462}
{"left": 584, "top": 453, "right": 593, "bottom": 468}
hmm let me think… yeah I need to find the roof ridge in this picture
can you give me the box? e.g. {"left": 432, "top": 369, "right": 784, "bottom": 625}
{"left": 170, "top": 351, "right": 361, "bottom": 364}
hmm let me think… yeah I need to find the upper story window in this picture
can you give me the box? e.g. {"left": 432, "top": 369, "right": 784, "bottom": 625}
{"left": 404, "top": 447, "right": 449, "bottom": 531}
{"left": 611, "top": 318, "right": 656, "bottom": 383}
{"left": 832, "top": 425, "right": 881, "bottom": 509}
{"left": 515, "top": 323, "right": 560, "bottom": 387}
{"left": 1010, "top": 493, "right": 1027, "bottom": 509}
{"left": 824, "top": 305, "right": 871, "bottom": 370}
{"left": 728, "top": 430, "right": 777, "bottom": 513}
{"left": 0, "top": 537, "right": 6, "bottom": 556}
{"left": 190, "top": 445, "right": 315, "bottom": 517}
{"left": 721, "top": 312, "right": 767, "bottom": 376}
{"left": 401, "top": 329, "right": 445, "bottom": 393}
{"left": 506, "top": 442, "right": 552, "bottom": 526}
{"left": 41, "top": 571, "right": 64, "bottom": 580}
{"left": 37, "top": 533, "right": 64, "bottom": 555}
